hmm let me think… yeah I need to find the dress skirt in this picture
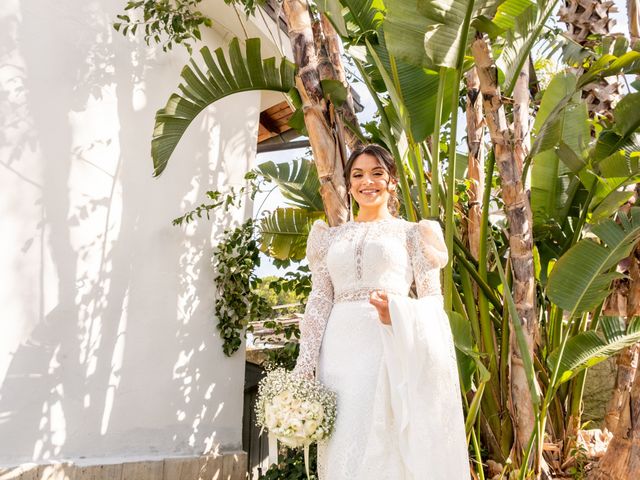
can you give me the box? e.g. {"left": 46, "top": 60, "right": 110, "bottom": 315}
{"left": 316, "top": 300, "right": 404, "bottom": 480}
{"left": 315, "top": 295, "right": 470, "bottom": 480}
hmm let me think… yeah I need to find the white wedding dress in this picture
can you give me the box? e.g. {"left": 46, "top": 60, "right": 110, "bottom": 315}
{"left": 293, "top": 217, "right": 470, "bottom": 480}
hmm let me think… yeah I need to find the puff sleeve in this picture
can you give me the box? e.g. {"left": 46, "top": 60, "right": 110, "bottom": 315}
{"left": 407, "top": 219, "right": 449, "bottom": 298}
{"left": 292, "top": 220, "right": 334, "bottom": 379}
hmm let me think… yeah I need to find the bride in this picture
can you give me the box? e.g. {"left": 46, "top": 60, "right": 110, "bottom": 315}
{"left": 292, "top": 144, "right": 470, "bottom": 479}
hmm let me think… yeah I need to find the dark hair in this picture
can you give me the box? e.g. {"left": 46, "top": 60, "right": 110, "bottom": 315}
{"left": 344, "top": 144, "right": 400, "bottom": 216}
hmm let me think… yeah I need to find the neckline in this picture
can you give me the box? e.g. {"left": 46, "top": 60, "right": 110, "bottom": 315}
{"left": 350, "top": 217, "right": 401, "bottom": 224}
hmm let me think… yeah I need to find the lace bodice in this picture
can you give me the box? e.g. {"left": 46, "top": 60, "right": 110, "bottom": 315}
{"left": 293, "top": 217, "right": 449, "bottom": 378}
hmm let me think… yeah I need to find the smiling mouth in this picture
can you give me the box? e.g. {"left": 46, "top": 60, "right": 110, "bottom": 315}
{"left": 359, "top": 189, "right": 379, "bottom": 195}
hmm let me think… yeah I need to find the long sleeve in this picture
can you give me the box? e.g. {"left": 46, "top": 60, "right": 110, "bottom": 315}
{"left": 407, "top": 219, "right": 449, "bottom": 298}
{"left": 293, "top": 219, "right": 334, "bottom": 379}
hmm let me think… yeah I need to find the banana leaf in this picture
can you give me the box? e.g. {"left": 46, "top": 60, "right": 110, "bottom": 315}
{"left": 383, "top": 0, "right": 499, "bottom": 70}
{"left": 256, "top": 158, "right": 324, "bottom": 212}
{"left": 318, "top": 0, "right": 385, "bottom": 38}
{"left": 152, "top": 37, "right": 296, "bottom": 176}
{"left": 259, "top": 208, "right": 325, "bottom": 261}
{"left": 547, "top": 208, "right": 640, "bottom": 317}
{"left": 364, "top": 35, "right": 456, "bottom": 142}
{"left": 547, "top": 316, "right": 640, "bottom": 386}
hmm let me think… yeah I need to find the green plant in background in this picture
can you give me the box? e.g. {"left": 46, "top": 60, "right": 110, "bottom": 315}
{"left": 260, "top": 443, "right": 317, "bottom": 480}
{"left": 255, "top": 275, "right": 306, "bottom": 314}
{"left": 255, "top": 158, "right": 325, "bottom": 262}
{"left": 254, "top": 273, "right": 312, "bottom": 370}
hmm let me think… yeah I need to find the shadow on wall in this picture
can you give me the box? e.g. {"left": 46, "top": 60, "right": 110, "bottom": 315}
{"left": 0, "top": 0, "right": 254, "bottom": 465}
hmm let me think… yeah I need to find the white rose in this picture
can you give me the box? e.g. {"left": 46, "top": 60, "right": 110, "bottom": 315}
{"left": 303, "top": 420, "right": 318, "bottom": 436}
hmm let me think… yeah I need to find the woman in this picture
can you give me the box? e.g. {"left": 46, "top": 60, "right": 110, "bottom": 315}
{"left": 292, "top": 144, "right": 470, "bottom": 479}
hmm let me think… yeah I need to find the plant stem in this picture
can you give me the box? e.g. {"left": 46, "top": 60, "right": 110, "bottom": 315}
{"left": 444, "top": 0, "right": 476, "bottom": 310}
{"left": 431, "top": 68, "right": 447, "bottom": 217}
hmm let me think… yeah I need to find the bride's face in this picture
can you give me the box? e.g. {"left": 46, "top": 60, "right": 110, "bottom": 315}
{"left": 349, "top": 153, "right": 395, "bottom": 210}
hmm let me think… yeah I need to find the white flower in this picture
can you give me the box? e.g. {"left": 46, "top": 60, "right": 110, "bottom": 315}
{"left": 303, "top": 420, "right": 318, "bottom": 436}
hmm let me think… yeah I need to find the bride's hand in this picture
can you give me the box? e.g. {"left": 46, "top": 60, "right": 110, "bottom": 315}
{"left": 369, "top": 289, "right": 391, "bottom": 325}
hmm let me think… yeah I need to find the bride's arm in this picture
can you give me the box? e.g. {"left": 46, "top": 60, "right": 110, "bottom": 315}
{"left": 292, "top": 220, "right": 334, "bottom": 379}
{"left": 408, "top": 220, "right": 449, "bottom": 298}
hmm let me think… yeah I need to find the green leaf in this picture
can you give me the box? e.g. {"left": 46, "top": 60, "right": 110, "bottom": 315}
{"left": 592, "top": 131, "right": 640, "bottom": 163}
{"left": 590, "top": 93, "right": 640, "bottom": 166}
{"left": 330, "top": 0, "right": 385, "bottom": 39}
{"left": 531, "top": 149, "right": 573, "bottom": 227}
{"left": 152, "top": 37, "right": 297, "bottom": 176}
{"left": 447, "top": 310, "right": 487, "bottom": 393}
{"left": 256, "top": 159, "right": 324, "bottom": 211}
{"left": 320, "top": 79, "right": 348, "bottom": 106}
{"left": 547, "top": 208, "right": 640, "bottom": 316}
{"left": 259, "top": 208, "right": 325, "bottom": 261}
{"left": 533, "top": 71, "right": 577, "bottom": 132}
{"left": 547, "top": 317, "right": 640, "bottom": 386}
{"left": 383, "top": 0, "right": 500, "bottom": 69}
{"left": 317, "top": 0, "right": 348, "bottom": 36}
{"left": 363, "top": 34, "right": 456, "bottom": 142}
{"left": 530, "top": 72, "right": 589, "bottom": 163}
{"left": 496, "top": 0, "right": 560, "bottom": 95}
{"left": 471, "top": 15, "right": 506, "bottom": 38}
{"left": 614, "top": 91, "right": 640, "bottom": 138}
{"left": 590, "top": 151, "right": 640, "bottom": 218}
{"left": 591, "top": 191, "right": 635, "bottom": 223}
{"left": 492, "top": 0, "right": 535, "bottom": 31}
{"left": 577, "top": 51, "right": 640, "bottom": 89}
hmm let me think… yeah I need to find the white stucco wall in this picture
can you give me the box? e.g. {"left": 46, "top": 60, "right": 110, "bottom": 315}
{"left": 0, "top": 0, "right": 261, "bottom": 467}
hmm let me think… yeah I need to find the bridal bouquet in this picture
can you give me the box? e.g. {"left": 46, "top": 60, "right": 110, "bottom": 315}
{"left": 255, "top": 368, "right": 337, "bottom": 478}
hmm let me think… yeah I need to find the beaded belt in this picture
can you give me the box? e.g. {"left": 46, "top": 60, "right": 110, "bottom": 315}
{"left": 334, "top": 287, "right": 407, "bottom": 303}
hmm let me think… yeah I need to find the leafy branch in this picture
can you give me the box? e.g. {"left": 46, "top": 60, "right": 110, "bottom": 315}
{"left": 172, "top": 171, "right": 262, "bottom": 226}
{"left": 114, "top": 0, "right": 212, "bottom": 54}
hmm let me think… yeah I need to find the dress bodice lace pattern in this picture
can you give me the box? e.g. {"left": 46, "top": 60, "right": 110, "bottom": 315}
{"left": 293, "top": 217, "right": 448, "bottom": 379}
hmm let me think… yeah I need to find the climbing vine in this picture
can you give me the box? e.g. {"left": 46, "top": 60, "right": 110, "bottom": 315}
{"left": 172, "top": 172, "right": 311, "bottom": 357}
{"left": 213, "top": 218, "right": 272, "bottom": 356}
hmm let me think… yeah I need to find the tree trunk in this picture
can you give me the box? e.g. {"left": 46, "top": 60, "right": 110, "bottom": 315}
{"left": 605, "top": 243, "right": 640, "bottom": 433}
{"left": 629, "top": 0, "right": 640, "bottom": 47}
{"left": 283, "top": 0, "right": 349, "bottom": 226}
{"left": 465, "top": 67, "right": 484, "bottom": 261}
{"left": 558, "top": 0, "right": 621, "bottom": 120}
{"left": 471, "top": 35, "right": 538, "bottom": 465}
{"left": 589, "top": 360, "right": 640, "bottom": 479}
{"left": 605, "top": 344, "right": 640, "bottom": 432}
{"left": 319, "top": 15, "right": 362, "bottom": 151}
{"left": 512, "top": 61, "right": 531, "bottom": 176}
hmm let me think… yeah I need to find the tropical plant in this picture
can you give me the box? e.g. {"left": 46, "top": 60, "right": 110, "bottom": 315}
{"left": 151, "top": 37, "right": 297, "bottom": 176}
